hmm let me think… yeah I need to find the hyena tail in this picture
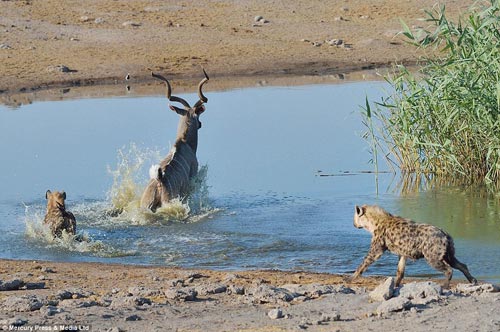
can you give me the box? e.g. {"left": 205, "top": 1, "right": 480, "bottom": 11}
{"left": 444, "top": 237, "right": 477, "bottom": 285}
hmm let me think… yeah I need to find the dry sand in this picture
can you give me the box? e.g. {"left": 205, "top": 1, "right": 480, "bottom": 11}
{"left": 1, "top": 1, "right": 499, "bottom": 331}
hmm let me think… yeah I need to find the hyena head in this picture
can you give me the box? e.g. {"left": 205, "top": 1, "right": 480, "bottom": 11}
{"left": 140, "top": 165, "right": 168, "bottom": 212}
{"left": 46, "top": 190, "right": 67, "bottom": 210}
{"left": 353, "top": 205, "right": 381, "bottom": 234}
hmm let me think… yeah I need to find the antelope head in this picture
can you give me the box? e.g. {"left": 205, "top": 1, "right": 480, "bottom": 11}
{"left": 152, "top": 69, "right": 209, "bottom": 153}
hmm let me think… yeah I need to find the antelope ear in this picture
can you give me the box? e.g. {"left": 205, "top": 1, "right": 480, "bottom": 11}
{"left": 355, "top": 205, "right": 365, "bottom": 217}
{"left": 62, "top": 191, "right": 66, "bottom": 200}
{"left": 46, "top": 190, "right": 51, "bottom": 199}
{"left": 195, "top": 104, "right": 205, "bottom": 115}
{"left": 169, "top": 105, "right": 187, "bottom": 116}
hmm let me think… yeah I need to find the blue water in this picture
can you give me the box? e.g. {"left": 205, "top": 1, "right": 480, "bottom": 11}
{"left": 0, "top": 81, "right": 499, "bottom": 283}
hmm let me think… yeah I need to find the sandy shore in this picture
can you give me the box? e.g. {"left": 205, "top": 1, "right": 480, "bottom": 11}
{"left": 0, "top": 259, "right": 499, "bottom": 332}
{"left": 2, "top": 1, "right": 499, "bottom": 331}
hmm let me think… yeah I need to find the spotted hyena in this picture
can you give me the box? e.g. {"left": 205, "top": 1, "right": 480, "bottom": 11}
{"left": 352, "top": 205, "right": 477, "bottom": 288}
{"left": 44, "top": 190, "right": 76, "bottom": 238}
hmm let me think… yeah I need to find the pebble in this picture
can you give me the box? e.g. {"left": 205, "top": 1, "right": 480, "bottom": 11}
{"left": 268, "top": 308, "right": 283, "bottom": 319}
{"left": 122, "top": 21, "right": 141, "bottom": 27}
{"left": 0, "top": 44, "right": 12, "bottom": 49}
{"left": 46, "top": 65, "right": 73, "bottom": 73}
{"left": 79, "top": 16, "right": 90, "bottom": 22}
{"left": 326, "top": 39, "right": 343, "bottom": 46}
{"left": 125, "top": 314, "right": 142, "bottom": 321}
{"left": 94, "top": 17, "right": 105, "bottom": 24}
{"left": 0, "top": 317, "right": 28, "bottom": 327}
{"left": 40, "top": 305, "right": 63, "bottom": 317}
{"left": 254, "top": 15, "right": 264, "bottom": 23}
{"left": 376, "top": 297, "right": 411, "bottom": 315}
{"left": 369, "top": 277, "right": 395, "bottom": 302}
{"left": 164, "top": 288, "right": 198, "bottom": 301}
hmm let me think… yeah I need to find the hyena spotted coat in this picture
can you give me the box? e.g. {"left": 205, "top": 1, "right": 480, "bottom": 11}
{"left": 352, "top": 205, "right": 477, "bottom": 288}
{"left": 44, "top": 190, "right": 76, "bottom": 238}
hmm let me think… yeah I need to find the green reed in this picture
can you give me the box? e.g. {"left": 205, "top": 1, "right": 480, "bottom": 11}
{"left": 363, "top": 1, "right": 500, "bottom": 186}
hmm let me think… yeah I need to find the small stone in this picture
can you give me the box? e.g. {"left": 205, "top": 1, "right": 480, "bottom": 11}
{"left": 122, "top": 21, "right": 141, "bottom": 27}
{"left": 40, "top": 305, "right": 63, "bottom": 317}
{"left": 79, "top": 16, "right": 90, "bottom": 22}
{"left": 312, "top": 42, "right": 322, "bottom": 47}
{"left": 376, "top": 297, "right": 411, "bottom": 315}
{"left": 0, "top": 317, "right": 28, "bottom": 327}
{"left": 0, "top": 44, "right": 12, "bottom": 49}
{"left": 94, "top": 17, "right": 105, "bottom": 24}
{"left": 369, "top": 277, "right": 395, "bottom": 302}
{"left": 70, "top": 37, "right": 79, "bottom": 41}
{"left": 46, "top": 65, "right": 73, "bottom": 73}
{"left": 227, "top": 284, "right": 245, "bottom": 295}
{"left": 300, "top": 39, "right": 310, "bottom": 43}
{"left": 268, "top": 308, "right": 283, "bottom": 319}
{"left": 341, "top": 6, "right": 349, "bottom": 11}
{"left": 125, "top": 314, "right": 142, "bottom": 321}
{"left": 326, "top": 39, "right": 343, "bottom": 46}
{"left": 164, "top": 288, "right": 197, "bottom": 301}
{"left": 254, "top": 15, "right": 264, "bottom": 23}
{"left": 455, "top": 283, "right": 499, "bottom": 295}
{"left": 40, "top": 267, "right": 55, "bottom": 273}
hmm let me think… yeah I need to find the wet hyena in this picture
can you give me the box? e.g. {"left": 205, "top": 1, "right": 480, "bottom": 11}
{"left": 43, "top": 190, "right": 76, "bottom": 238}
{"left": 352, "top": 205, "right": 477, "bottom": 288}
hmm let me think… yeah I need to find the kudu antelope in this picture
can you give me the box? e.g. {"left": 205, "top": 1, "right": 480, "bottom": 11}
{"left": 140, "top": 70, "right": 209, "bottom": 212}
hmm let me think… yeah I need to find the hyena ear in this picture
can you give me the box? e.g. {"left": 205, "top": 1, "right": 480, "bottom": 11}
{"left": 355, "top": 205, "right": 365, "bottom": 217}
{"left": 62, "top": 191, "right": 66, "bottom": 200}
{"left": 46, "top": 190, "right": 52, "bottom": 199}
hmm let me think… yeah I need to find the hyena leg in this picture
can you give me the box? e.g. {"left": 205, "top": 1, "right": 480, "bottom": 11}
{"left": 395, "top": 256, "right": 406, "bottom": 287}
{"left": 427, "top": 259, "right": 453, "bottom": 289}
{"left": 353, "top": 245, "right": 384, "bottom": 279}
{"left": 448, "top": 257, "right": 477, "bottom": 284}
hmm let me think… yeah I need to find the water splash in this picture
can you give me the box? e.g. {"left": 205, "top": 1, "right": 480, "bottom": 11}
{"left": 23, "top": 204, "right": 133, "bottom": 257}
{"left": 106, "top": 143, "right": 219, "bottom": 225}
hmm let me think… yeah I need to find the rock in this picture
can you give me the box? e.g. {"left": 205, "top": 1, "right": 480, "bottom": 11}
{"left": 254, "top": 15, "right": 264, "bottom": 23}
{"left": 46, "top": 65, "right": 74, "bottom": 73}
{"left": 376, "top": 297, "right": 411, "bottom": 315}
{"left": 122, "top": 21, "right": 141, "bottom": 27}
{"left": 56, "top": 288, "right": 92, "bottom": 300}
{"left": 320, "top": 311, "right": 341, "bottom": 322}
{"left": 369, "top": 277, "right": 395, "bottom": 301}
{"left": 94, "top": 17, "right": 105, "bottom": 24}
{"left": 0, "top": 43, "right": 12, "bottom": 49}
{"left": 0, "top": 316, "right": 28, "bottom": 327}
{"left": 268, "top": 308, "right": 283, "bottom": 319}
{"left": 167, "top": 279, "right": 184, "bottom": 287}
{"left": 227, "top": 284, "right": 245, "bottom": 295}
{"left": 326, "top": 39, "right": 343, "bottom": 46}
{"left": 40, "top": 267, "right": 55, "bottom": 273}
{"left": 79, "top": 16, "right": 91, "bottom": 22}
{"left": 312, "top": 42, "right": 322, "bottom": 47}
{"left": 0, "top": 279, "right": 24, "bottom": 291}
{"left": 164, "top": 288, "right": 197, "bottom": 301}
{"left": 58, "top": 300, "right": 98, "bottom": 309}
{"left": 246, "top": 285, "right": 297, "bottom": 304}
{"left": 455, "top": 283, "right": 499, "bottom": 295}
{"left": 398, "top": 281, "right": 442, "bottom": 304}
{"left": 125, "top": 314, "right": 142, "bottom": 321}
{"left": 196, "top": 283, "right": 227, "bottom": 295}
{"left": 1, "top": 295, "right": 44, "bottom": 312}
{"left": 109, "top": 296, "right": 152, "bottom": 308}
{"left": 40, "top": 305, "right": 63, "bottom": 317}
{"left": 281, "top": 284, "right": 354, "bottom": 298}
{"left": 127, "top": 286, "right": 161, "bottom": 297}
{"left": 23, "top": 282, "right": 45, "bottom": 290}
